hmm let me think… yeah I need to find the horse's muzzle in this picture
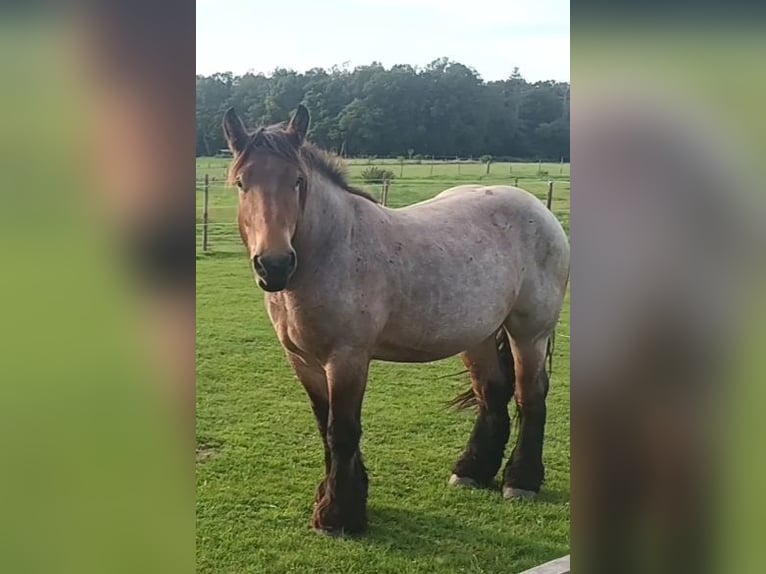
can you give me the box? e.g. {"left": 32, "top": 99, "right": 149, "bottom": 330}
{"left": 252, "top": 251, "right": 297, "bottom": 292}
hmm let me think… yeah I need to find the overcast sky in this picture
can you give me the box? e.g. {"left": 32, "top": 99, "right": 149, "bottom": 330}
{"left": 196, "top": 0, "right": 569, "bottom": 82}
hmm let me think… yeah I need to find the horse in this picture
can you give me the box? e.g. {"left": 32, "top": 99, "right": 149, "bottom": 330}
{"left": 222, "top": 105, "right": 570, "bottom": 536}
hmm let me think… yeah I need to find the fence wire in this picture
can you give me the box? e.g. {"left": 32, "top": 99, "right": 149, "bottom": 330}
{"left": 196, "top": 176, "right": 569, "bottom": 254}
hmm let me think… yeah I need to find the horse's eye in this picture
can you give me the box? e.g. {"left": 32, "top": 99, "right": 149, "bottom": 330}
{"left": 235, "top": 178, "right": 244, "bottom": 190}
{"left": 295, "top": 176, "right": 304, "bottom": 191}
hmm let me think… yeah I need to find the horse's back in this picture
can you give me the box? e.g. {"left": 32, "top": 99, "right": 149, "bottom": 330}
{"left": 406, "top": 184, "right": 552, "bottom": 219}
{"left": 400, "top": 184, "right": 567, "bottom": 252}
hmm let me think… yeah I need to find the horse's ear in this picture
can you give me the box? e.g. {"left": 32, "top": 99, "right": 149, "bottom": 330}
{"left": 287, "top": 104, "right": 310, "bottom": 145}
{"left": 223, "top": 107, "right": 248, "bottom": 155}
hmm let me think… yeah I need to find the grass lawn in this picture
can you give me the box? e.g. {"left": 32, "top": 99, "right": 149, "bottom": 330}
{"left": 196, "top": 158, "right": 570, "bottom": 573}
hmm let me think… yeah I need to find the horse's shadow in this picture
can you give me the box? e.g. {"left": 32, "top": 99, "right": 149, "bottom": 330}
{"left": 346, "top": 502, "right": 566, "bottom": 567}
{"left": 534, "top": 486, "right": 569, "bottom": 505}
{"left": 479, "top": 480, "right": 570, "bottom": 506}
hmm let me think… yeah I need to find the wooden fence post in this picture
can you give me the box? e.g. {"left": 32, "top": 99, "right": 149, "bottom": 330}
{"left": 545, "top": 180, "right": 555, "bottom": 376}
{"left": 381, "top": 179, "right": 390, "bottom": 206}
{"left": 537, "top": 159, "right": 542, "bottom": 175}
{"left": 514, "top": 177, "right": 519, "bottom": 187}
{"left": 547, "top": 180, "right": 554, "bottom": 210}
{"left": 430, "top": 156, "right": 434, "bottom": 177}
{"left": 559, "top": 156, "right": 564, "bottom": 174}
{"left": 203, "top": 173, "right": 210, "bottom": 252}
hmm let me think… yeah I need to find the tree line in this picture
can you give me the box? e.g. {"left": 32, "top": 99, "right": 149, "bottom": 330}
{"left": 196, "top": 58, "right": 569, "bottom": 161}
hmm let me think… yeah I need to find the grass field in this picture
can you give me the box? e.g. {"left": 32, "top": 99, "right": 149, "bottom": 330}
{"left": 196, "top": 158, "right": 570, "bottom": 573}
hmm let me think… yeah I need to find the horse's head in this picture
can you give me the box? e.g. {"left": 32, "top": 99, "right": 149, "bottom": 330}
{"left": 223, "top": 105, "right": 310, "bottom": 292}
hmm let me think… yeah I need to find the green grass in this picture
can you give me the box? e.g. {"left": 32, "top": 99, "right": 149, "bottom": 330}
{"left": 196, "top": 158, "right": 570, "bottom": 573}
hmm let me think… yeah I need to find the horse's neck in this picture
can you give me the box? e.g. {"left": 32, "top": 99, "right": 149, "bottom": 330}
{"left": 292, "top": 173, "right": 355, "bottom": 262}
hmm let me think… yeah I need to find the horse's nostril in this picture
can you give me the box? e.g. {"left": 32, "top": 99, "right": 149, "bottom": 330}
{"left": 252, "top": 255, "right": 266, "bottom": 276}
{"left": 289, "top": 252, "right": 297, "bottom": 268}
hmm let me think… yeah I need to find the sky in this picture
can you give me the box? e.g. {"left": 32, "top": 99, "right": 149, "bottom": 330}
{"left": 196, "top": 0, "right": 569, "bottom": 82}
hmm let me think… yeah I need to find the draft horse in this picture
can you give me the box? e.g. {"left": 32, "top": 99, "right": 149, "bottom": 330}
{"left": 223, "top": 105, "right": 570, "bottom": 535}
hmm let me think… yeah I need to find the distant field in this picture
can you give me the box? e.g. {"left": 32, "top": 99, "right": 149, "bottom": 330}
{"left": 196, "top": 157, "right": 570, "bottom": 573}
{"left": 196, "top": 158, "right": 570, "bottom": 252}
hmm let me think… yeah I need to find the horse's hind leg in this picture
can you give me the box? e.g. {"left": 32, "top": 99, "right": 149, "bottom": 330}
{"left": 501, "top": 335, "right": 550, "bottom": 499}
{"left": 449, "top": 330, "right": 515, "bottom": 488}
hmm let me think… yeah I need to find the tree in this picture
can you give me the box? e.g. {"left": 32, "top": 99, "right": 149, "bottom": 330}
{"left": 195, "top": 63, "right": 569, "bottom": 160}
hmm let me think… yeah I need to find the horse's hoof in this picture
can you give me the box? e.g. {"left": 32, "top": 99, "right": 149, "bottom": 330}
{"left": 502, "top": 486, "right": 538, "bottom": 500}
{"left": 448, "top": 474, "right": 479, "bottom": 488}
{"left": 312, "top": 526, "right": 346, "bottom": 538}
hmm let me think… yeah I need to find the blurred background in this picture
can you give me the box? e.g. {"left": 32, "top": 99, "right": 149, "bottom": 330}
{"left": 572, "top": 3, "right": 766, "bottom": 573}
{"left": 0, "top": 1, "right": 193, "bottom": 573}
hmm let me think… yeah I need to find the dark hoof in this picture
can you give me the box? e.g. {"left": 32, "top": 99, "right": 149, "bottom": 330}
{"left": 312, "top": 526, "right": 350, "bottom": 538}
{"left": 311, "top": 498, "right": 367, "bottom": 535}
{"left": 311, "top": 458, "right": 368, "bottom": 535}
{"left": 311, "top": 515, "right": 366, "bottom": 537}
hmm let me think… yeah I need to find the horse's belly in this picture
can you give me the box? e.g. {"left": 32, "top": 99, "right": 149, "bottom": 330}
{"left": 371, "top": 340, "right": 471, "bottom": 363}
{"left": 371, "top": 339, "right": 468, "bottom": 363}
{"left": 370, "top": 266, "right": 516, "bottom": 363}
{"left": 371, "top": 310, "right": 504, "bottom": 363}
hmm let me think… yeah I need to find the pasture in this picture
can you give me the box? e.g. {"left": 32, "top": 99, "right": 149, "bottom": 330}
{"left": 196, "top": 158, "right": 570, "bottom": 573}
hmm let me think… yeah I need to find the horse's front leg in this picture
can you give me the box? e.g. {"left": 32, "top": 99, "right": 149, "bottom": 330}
{"left": 285, "top": 352, "right": 331, "bottom": 504}
{"left": 312, "top": 351, "right": 369, "bottom": 536}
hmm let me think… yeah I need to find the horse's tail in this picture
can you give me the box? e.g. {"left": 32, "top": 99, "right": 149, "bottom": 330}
{"left": 449, "top": 328, "right": 514, "bottom": 411}
{"left": 546, "top": 331, "right": 555, "bottom": 379}
{"left": 545, "top": 269, "right": 568, "bottom": 380}
{"left": 448, "top": 387, "right": 479, "bottom": 411}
